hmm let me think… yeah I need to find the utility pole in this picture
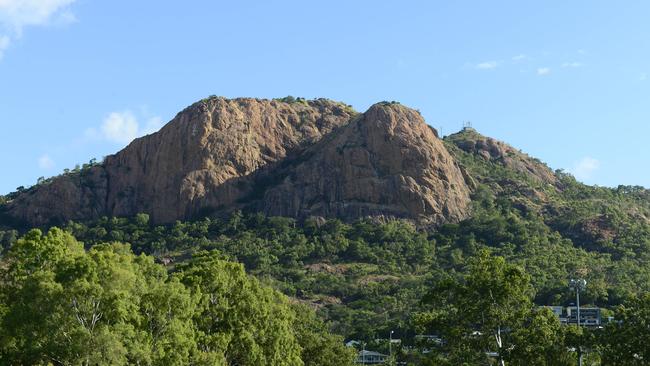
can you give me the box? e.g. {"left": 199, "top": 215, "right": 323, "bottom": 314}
{"left": 569, "top": 278, "right": 587, "bottom": 366}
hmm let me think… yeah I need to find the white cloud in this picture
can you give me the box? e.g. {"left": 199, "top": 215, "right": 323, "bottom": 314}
{"left": 37, "top": 154, "right": 54, "bottom": 170}
{"left": 537, "top": 67, "right": 551, "bottom": 75}
{"left": 101, "top": 111, "right": 140, "bottom": 144}
{"left": 0, "top": 0, "right": 77, "bottom": 33}
{"left": 512, "top": 54, "right": 527, "bottom": 62}
{"left": 94, "top": 110, "right": 164, "bottom": 145}
{"left": 571, "top": 157, "right": 600, "bottom": 180}
{"left": 476, "top": 61, "right": 498, "bottom": 70}
{"left": 562, "top": 62, "right": 582, "bottom": 68}
{"left": 0, "top": 0, "right": 77, "bottom": 59}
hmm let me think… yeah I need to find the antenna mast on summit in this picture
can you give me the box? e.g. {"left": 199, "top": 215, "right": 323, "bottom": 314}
{"left": 462, "top": 121, "right": 473, "bottom": 130}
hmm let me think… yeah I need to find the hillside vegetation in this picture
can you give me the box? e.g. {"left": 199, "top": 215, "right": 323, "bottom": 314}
{"left": 3, "top": 115, "right": 650, "bottom": 364}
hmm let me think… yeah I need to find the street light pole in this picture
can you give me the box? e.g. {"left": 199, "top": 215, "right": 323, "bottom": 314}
{"left": 576, "top": 285, "right": 581, "bottom": 327}
{"left": 389, "top": 330, "right": 394, "bottom": 364}
{"left": 569, "top": 278, "right": 587, "bottom": 366}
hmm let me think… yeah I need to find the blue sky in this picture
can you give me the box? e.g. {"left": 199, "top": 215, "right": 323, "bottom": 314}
{"left": 1, "top": 0, "right": 649, "bottom": 194}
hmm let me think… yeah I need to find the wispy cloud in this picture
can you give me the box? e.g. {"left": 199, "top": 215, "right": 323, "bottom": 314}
{"left": 571, "top": 157, "right": 600, "bottom": 180}
{"left": 0, "top": 0, "right": 77, "bottom": 59}
{"left": 471, "top": 51, "right": 586, "bottom": 75}
{"left": 37, "top": 154, "right": 55, "bottom": 170}
{"left": 86, "top": 110, "right": 164, "bottom": 145}
{"left": 101, "top": 111, "right": 140, "bottom": 144}
{"left": 0, "top": 0, "right": 77, "bottom": 33}
{"left": 512, "top": 54, "right": 527, "bottom": 62}
{"left": 561, "top": 62, "right": 582, "bottom": 68}
{"left": 475, "top": 61, "right": 499, "bottom": 70}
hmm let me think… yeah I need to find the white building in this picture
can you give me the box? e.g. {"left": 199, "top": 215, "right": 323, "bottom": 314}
{"left": 356, "top": 350, "right": 389, "bottom": 364}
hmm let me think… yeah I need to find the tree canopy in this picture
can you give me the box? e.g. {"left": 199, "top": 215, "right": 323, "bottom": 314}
{"left": 0, "top": 228, "right": 354, "bottom": 366}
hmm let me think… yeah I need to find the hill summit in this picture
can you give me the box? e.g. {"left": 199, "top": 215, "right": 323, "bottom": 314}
{"left": 3, "top": 97, "right": 474, "bottom": 227}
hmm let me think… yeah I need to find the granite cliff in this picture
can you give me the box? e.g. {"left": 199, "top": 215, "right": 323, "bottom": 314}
{"left": 2, "top": 97, "right": 473, "bottom": 227}
{"left": 260, "top": 102, "right": 471, "bottom": 226}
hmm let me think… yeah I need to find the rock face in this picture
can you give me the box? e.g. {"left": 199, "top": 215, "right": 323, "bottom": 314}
{"left": 3, "top": 166, "right": 109, "bottom": 226}
{"left": 6, "top": 97, "right": 356, "bottom": 225}
{"left": 102, "top": 97, "right": 356, "bottom": 223}
{"left": 4, "top": 98, "right": 473, "bottom": 227}
{"left": 260, "top": 103, "right": 471, "bottom": 226}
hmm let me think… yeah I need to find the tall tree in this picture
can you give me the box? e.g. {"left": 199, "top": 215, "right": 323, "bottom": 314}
{"left": 177, "top": 250, "right": 304, "bottom": 365}
{"left": 291, "top": 304, "right": 356, "bottom": 366}
{"left": 416, "top": 250, "right": 535, "bottom": 365}
{"left": 505, "top": 307, "right": 574, "bottom": 365}
{"left": 0, "top": 229, "right": 198, "bottom": 365}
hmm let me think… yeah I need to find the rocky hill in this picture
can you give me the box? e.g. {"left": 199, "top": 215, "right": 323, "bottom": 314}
{"left": 6, "top": 95, "right": 650, "bottom": 350}
{"left": 1, "top": 97, "right": 472, "bottom": 227}
{"left": 443, "top": 127, "right": 650, "bottom": 258}
{"left": 445, "top": 127, "right": 558, "bottom": 186}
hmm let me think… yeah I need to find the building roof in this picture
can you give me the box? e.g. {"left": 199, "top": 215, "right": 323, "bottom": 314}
{"left": 359, "top": 350, "right": 388, "bottom": 357}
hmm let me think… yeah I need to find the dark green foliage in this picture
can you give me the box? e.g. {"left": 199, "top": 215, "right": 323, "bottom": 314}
{"left": 275, "top": 95, "right": 309, "bottom": 105}
{"left": 415, "top": 250, "right": 537, "bottom": 364}
{"left": 600, "top": 294, "right": 650, "bottom": 364}
{"left": 0, "top": 229, "right": 353, "bottom": 366}
{"left": 291, "top": 304, "right": 357, "bottom": 366}
{"left": 44, "top": 198, "right": 650, "bottom": 345}
{"left": 59, "top": 214, "right": 441, "bottom": 339}
{"left": 6, "top": 210, "right": 650, "bottom": 363}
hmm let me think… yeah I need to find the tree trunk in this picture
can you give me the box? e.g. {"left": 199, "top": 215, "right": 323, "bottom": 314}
{"left": 495, "top": 326, "right": 506, "bottom": 366}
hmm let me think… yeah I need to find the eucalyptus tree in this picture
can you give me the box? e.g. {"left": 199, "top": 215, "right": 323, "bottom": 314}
{"left": 417, "top": 250, "right": 568, "bottom": 365}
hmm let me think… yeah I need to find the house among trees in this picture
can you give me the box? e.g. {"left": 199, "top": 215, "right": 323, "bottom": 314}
{"left": 356, "top": 350, "right": 389, "bottom": 364}
{"left": 542, "top": 305, "right": 602, "bottom": 326}
{"left": 566, "top": 306, "right": 601, "bottom": 326}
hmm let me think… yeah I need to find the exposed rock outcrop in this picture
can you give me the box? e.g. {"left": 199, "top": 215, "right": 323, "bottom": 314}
{"left": 3, "top": 166, "right": 109, "bottom": 226}
{"left": 6, "top": 97, "right": 356, "bottom": 225}
{"left": 102, "top": 97, "right": 356, "bottom": 223}
{"left": 3, "top": 98, "right": 473, "bottom": 227}
{"left": 260, "top": 103, "right": 471, "bottom": 226}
